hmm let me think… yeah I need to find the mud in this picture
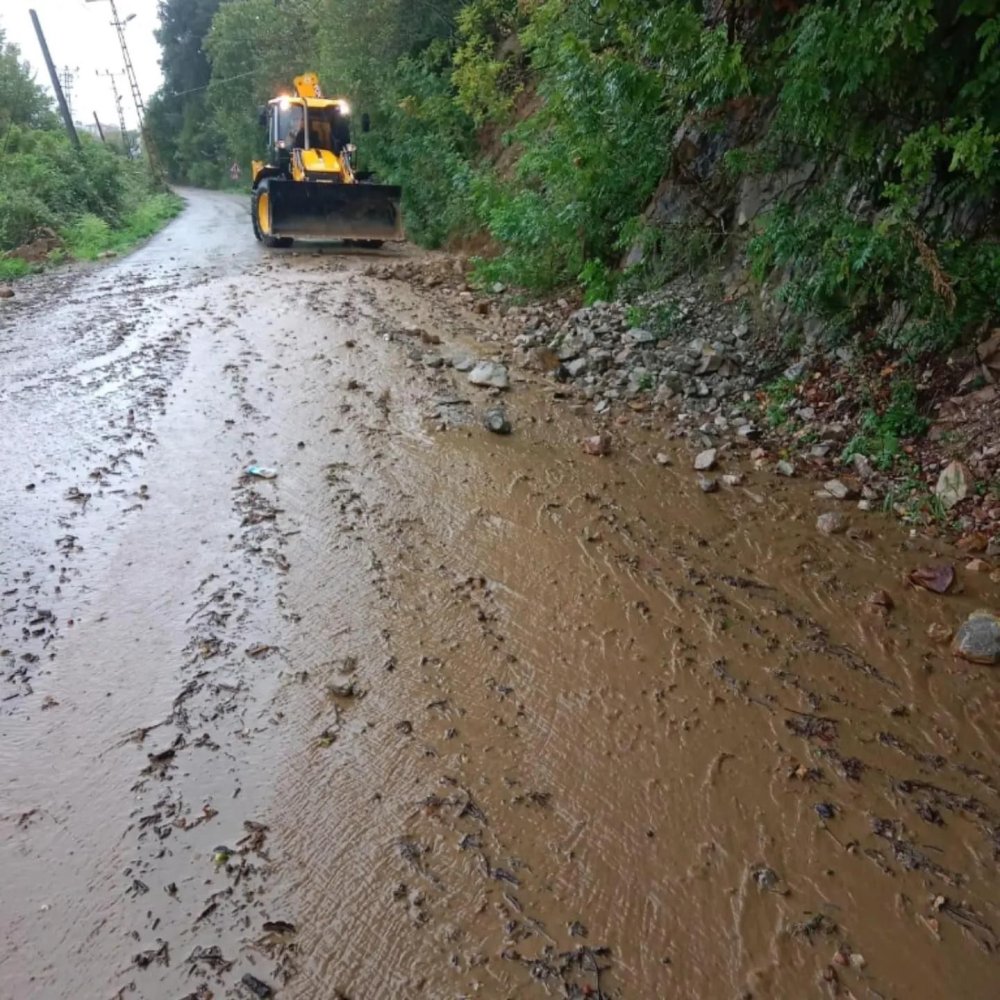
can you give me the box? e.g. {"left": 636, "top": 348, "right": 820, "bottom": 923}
{"left": 1, "top": 189, "right": 997, "bottom": 999}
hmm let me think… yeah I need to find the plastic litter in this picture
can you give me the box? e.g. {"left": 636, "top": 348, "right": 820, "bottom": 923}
{"left": 245, "top": 465, "right": 278, "bottom": 479}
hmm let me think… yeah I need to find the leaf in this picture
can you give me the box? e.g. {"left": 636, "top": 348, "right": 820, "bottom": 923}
{"left": 907, "top": 564, "right": 955, "bottom": 594}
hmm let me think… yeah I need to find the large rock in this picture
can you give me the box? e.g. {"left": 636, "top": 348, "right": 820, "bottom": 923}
{"left": 468, "top": 361, "right": 510, "bottom": 389}
{"left": 934, "top": 461, "right": 972, "bottom": 510}
{"left": 694, "top": 448, "right": 717, "bottom": 471}
{"left": 952, "top": 610, "right": 1000, "bottom": 665}
{"left": 816, "top": 511, "right": 847, "bottom": 536}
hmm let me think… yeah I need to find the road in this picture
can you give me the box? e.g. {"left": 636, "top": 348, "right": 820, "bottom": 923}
{"left": 1, "top": 188, "right": 997, "bottom": 999}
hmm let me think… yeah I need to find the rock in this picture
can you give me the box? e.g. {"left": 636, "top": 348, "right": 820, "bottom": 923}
{"left": 697, "top": 476, "right": 719, "bottom": 494}
{"left": 581, "top": 434, "right": 612, "bottom": 457}
{"left": 483, "top": 408, "right": 512, "bottom": 434}
{"left": 722, "top": 473, "right": 744, "bottom": 487}
{"left": 824, "top": 479, "right": 857, "bottom": 501}
{"left": 627, "top": 327, "right": 656, "bottom": 345}
{"left": 750, "top": 447, "right": 767, "bottom": 461}
{"left": 453, "top": 356, "right": 476, "bottom": 372}
{"left": 736, "top": 423, "right": 759, "bottom": 440}
{"left": 952, "top": 610, "right": 1000, "bottom": 665}
{"left": 423, "top": 355, "right": 444, "bottom": 368}
{"left": 956, "top": 531, "right": 988, "bottom": 554}
{"left": 857, "top": 499, "right": 873, "bottom": 511}
{"left": 655, "top": 452, "right": 672, "bottom": 466}
{"left": 564, "top": 357, "right": 588, "bottom": 378}
{"left": 775, "top": 460, "right": 795, "bottom": 477}
{"left": 0, "top": 286, "right": 13, "bottom": 299}
{"left": 491, "top": 281, "right": 506, "bottom": 294}
{"left": 934, "top": 461, "right": 972, "bottom": 510}
{"left": 852, "top": 454, "right": 874, "bottom": 480}
{"left": 816, "top": 511, "right": 847, "bottom": 536}
{"left": 468, "top": 360, "right": 509, "bottom": 389}
{"left": 694, "top": 448, "right": 717, "bottom": 471}
{"left": 966, "top": 558, "right": 990, "bottom": 572}
{"left": 241, "top": 974, "right": 274, "bottom": 999}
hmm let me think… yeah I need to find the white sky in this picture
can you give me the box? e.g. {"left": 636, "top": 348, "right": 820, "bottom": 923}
{"left": 3, "top": 1, "right": 164, "bottom": 129}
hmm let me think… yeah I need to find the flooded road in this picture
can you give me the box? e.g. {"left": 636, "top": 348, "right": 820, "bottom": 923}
{"left": 1, "top": 188, "right": 997, "bottom": 999}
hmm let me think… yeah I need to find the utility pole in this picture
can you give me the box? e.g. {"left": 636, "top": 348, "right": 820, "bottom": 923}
{"left": 92, "top": 112, "right": 106, "bottom": 143}
{"left": 29, "top": 9, "right": 81, "bottom": 149}
{"left": 61, "top": 65, "right": 80, "bottom": 121}
{"left": 85, "top": 0, "right": 164, "bottom": 181}
{"left": 99, "top": 69, "right": 131, "bottom": 157}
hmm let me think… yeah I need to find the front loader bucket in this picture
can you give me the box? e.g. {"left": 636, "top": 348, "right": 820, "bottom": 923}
{"left": 268, "top": 179, "right": 404, "bottom": 242}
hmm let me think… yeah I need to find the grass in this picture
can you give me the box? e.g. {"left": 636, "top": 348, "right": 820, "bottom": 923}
{"left": 0, "top": 257, "right": 33, "bottom": 281}
{"left": 63, "top": 192, "right": 183, "bottom": 262}
{"left": 1, "top": 192, "right": 183, "bottom": 280}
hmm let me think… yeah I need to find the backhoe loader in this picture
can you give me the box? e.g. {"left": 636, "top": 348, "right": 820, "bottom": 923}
{"left": 250, "top": 73, "right": 403, "bottom": 248}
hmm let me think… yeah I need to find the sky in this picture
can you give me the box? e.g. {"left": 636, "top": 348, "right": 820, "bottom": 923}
{"left": 3, "top": 0, "right": 164, "bottom": 130}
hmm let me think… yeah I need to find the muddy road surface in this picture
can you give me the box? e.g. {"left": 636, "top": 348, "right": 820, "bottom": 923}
{"left": 1, "top": 188, "right": 998, "bottom": 1000}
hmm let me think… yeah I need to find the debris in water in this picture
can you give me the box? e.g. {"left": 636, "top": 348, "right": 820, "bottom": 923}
{"left": 245, "top": 465, "right": 278, "bottom": 479}
{"left": 907, "top": 564, "right": 955, "bottom": 594}
{"left": 952, "top": 610, "right": 1000, "bottom": 665}
{"left": 241, "top": 973, "right": 274, "bottom": 998}
{"left": 483, "top": 407, "right": 512, "bottom": 434}
{"left": 581, "top": 433, "right": 612, "bottom": 456}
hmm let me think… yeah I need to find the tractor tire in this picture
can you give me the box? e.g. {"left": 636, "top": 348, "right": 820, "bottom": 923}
{"left": 251, "top": 181, "right": 293, "bottom": 248}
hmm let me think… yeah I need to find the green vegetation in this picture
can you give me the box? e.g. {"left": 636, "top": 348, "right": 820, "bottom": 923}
{"left": 149, "top": 0, "right": 997, "bottom": 369}
{"left": 0, "top": 24, "right": 179, "bottom": 278}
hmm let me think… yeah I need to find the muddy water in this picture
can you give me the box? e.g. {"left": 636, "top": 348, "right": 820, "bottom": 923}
{"left": 1, "top": 189, "right": 997, "bottom": 999}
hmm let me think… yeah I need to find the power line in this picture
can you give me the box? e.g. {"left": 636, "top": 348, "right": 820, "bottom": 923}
{"left": 84, "top": 0, "right": 164, "bottom": 181}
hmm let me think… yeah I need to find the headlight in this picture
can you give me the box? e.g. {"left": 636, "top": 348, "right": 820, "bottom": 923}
{"left": 279, "top": 97, "right": 290, "bottom": 110}
{"left": 339, "top": 100, "right": 351, "bottom": 116}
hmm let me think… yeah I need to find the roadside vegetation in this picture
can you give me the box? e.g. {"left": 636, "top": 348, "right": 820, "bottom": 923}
{"left": 147, "top": 2, "right": 998, "bottom": 493}
{"left": 0, "top": 24, "right": 181, "bottom": 282}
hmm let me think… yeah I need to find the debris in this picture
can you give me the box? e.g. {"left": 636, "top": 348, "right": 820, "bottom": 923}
{"left": 262, "top": 920, "right": 297, "bottom": 934}
{"left": 957, "top": 531, "right": 988, "bottom": 554}
{"left": 654, "top": 452, "right": 672, "bottom": 466}
{"left": 581, "top": 434, "right": 612, "bottom": 457}
{"left": 751, "top": 865, "right": 783, "bottom": 892}
{"left": 693, "top": 448, "right": 717, "bottom": 471}
{"left": 245, "top": 465, "right": 278, "bottom": 479}
{"left": 241, "top": 973, "right": 274, "bottom": 998}
{"left": 483, "top": 408, "right": 512, "bottom": 434}
{"left": 816, "top": 511, "right": 847, "bottom": 536}
{"left": 867, "top": 589, "right": 894, "bottom": 611}
{"left": 934, "top": 461, "right": 971, "bottom": 510}
{"left": 907, "top": 564, "right": 955, "bottom": 594}
{"left": 823, "top": 479, "right": 857, "bottom": 500}
{"left": 697, "top": 475, "right": 719, "bottom": 494}
{"left": 775, "top": 460, "right": 795, "bottom": 477}
{"left": 722, "top": 472, "right": 744, "bottom": 487}
{"left": 327, "top": 680, "right": 360, "bottom": 698}
{"left": 952, "top": 610, "right": 1000, "bottom": 665}
{"left": 815, "top": 802, "right": 836, "bottom": 821}
{"left": 213, "top": 846, "right": 233, "bottom": 865}
{"left": 468, "top": 360, "right": 510, "bottom": 389}
{"left": 927, "top": 622, "right": 953, "bottom": 643}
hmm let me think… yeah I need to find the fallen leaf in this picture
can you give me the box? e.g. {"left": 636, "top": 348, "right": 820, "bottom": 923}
{"left": 956, "top": 531, "right": 988, "bottom": 554}
{"left": 908, "top": 564, "right": 955, "bottom": 594}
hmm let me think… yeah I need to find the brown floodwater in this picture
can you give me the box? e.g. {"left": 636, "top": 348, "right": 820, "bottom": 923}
{"left": 1, "top": 189, "right": 997, "bottom": 1000}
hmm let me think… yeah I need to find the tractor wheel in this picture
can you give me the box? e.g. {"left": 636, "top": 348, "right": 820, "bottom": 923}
{"left": 251, "top": 181, "right": 292, "bottom": 248}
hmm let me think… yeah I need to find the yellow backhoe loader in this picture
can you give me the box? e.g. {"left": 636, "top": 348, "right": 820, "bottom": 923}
{"left": 250, "top": 73, "right": 403, "bottom": 248}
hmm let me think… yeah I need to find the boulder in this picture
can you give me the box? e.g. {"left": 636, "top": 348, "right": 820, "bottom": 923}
{"left": 952, "top": 610, "right": 1000, "bottom": 665}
